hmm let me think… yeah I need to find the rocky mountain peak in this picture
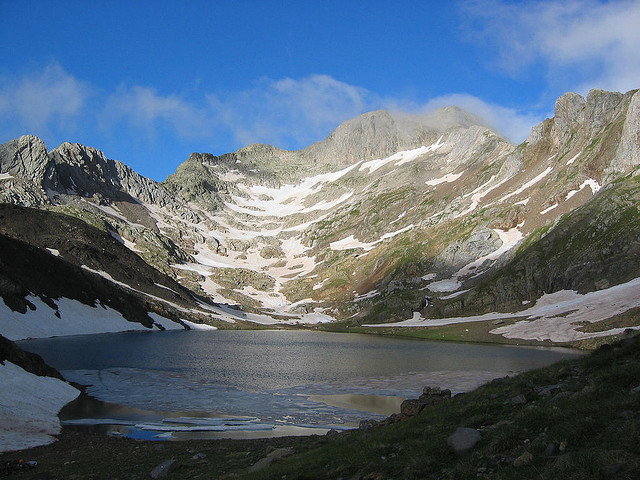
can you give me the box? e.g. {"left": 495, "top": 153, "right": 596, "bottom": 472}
{"left": 303, "top": 106, "right": 495, "bottom": 168}
{"left": 0, "top": 135, "right": 51, "bottom": 181}
{"left": 553, "top": 92, "right": 586, "bottom": 136}
{"left": 49, "top": 142, "right": 120, "bottom": 197}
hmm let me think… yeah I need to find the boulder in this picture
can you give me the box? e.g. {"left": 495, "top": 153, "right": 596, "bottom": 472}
{"left": 247, "top": 447, "right": 294, "bottom": 473}
{"left": 150, "top": 459, "right": 178, "bottom": 479}
{"left": 400, "top": 386, "right": 451, "bottom": 417}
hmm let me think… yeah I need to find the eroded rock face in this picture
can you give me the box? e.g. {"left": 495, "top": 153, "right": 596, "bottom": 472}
{"left": 0, "top": 135, "right": 55, "bottom": 206}
{"left": 433, "top": 227, "right": 503, "bottom": 275}
{"left": 611, "top": 89, "right": 640, "bottom": 175}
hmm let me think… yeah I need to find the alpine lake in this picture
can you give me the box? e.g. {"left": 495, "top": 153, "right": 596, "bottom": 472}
{"left": 18, "top": 330, "right": 581, "bottom": 441}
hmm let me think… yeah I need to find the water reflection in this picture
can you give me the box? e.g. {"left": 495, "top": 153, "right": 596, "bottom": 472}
{"left": 19, "top": 330, "right": 581, "bottom": 439}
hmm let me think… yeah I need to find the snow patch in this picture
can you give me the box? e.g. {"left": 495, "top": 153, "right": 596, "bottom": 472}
{"left": 109, "top": 230, "right": 141, "bottom": 252}
{"left": 0, "top": 361, "right": 80, "bottom": 453}
{"left": 540, "top": 203, "right": 558, "bottom": 215}
{"left": 566, "top": 151, "right": 582, "bottom": 165}
{"left": 389, "top": 210, "right": 407, "bottom": 225}
{"left": 46, "top": 248, "right": 60, "bottom": 256}
{"left": 565, "top": 179, "right": 602, "bottom": 200}
{"left": 368, "top": 276, "right": 640, "bottom": 343}
{"left": 427, "top": 228, "right": 523, "bottom": 293}
{"left": 439, "top": 289, "right": 470, "bottom": 300}
{"left": 313, "top": 279, "right": 328, "bottom": 291}
{"left": 425, "top": 171, "right": 464, "bottom": 186}
{"left": 426, "top": 280, "right": 462, "bottom": 293}
{"left": 0, "top": 296, "right": 151, "bottom": 340}
{"left": 359, "top": 138, "right": 444, "bottom": 174}
{"left": 0, "top": 173, "right": 15, "bottom": 180}
{"left": 500, "top": 167, "right": 553, "bottom": 202}
{"left": 149, "top": 313, "right": 184, "bottom": 331}
{"left": 182, "top": 319, "right": 218, "bottom": 330}
{"left": 455, "top": 175, "right": 511, "bottom": 218}
{"left": 330, "top": 225, "right": 414, "bottom": 252}
{"left": 353, "top": 290, "right": 380, "bottom": 301}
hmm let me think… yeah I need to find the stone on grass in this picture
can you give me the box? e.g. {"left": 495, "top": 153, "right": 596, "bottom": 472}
{"left": 511, "top": 394, "right": 527, "bottom": 405}
{"left": 447, "top": 427, "right": 481, "bottom": 454}
{"left": 248, "top": 447, "right": 294, "bottom": 473}
{"left": 545, "top": 443, "right": 558, "bottom": 457}
{"left": 400, "top": 398, "right": 427, "bottom": 416}
{"left": 150, "top": 459, "right": 178, "bottom": 479}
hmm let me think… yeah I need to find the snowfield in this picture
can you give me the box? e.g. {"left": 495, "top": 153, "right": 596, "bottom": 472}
{"left": 0, "top": 296, "right": 153, "bottom": 340}
{"left": 367, "top": 276, "right": 640, "bottom": 343}
{"left": 0, "top": 361, "right": 80, "bottom": 452}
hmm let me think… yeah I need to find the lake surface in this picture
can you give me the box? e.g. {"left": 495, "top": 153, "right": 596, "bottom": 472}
{"left": 19, "top": 330, "right": 581, "bottom": 440}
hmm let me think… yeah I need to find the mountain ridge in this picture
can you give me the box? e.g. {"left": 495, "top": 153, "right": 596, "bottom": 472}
{"left": 1, "top": 89, "right": 640, "bottom": 345}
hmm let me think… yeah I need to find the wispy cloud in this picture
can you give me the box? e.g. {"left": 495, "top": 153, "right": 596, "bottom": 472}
{"left": 399, "top": 93, "right": 544, "bottom": 143}
{"left": 103, "top": 85, "right": 214, "bottom": 140}
{"left": 0, "top": 64, "right": 540, "bottom": 154}
{"left": 462, "top": 0, "right": 640, "bottom": 94}
{"left": 207, "top": 75, "right": 373, "bottom": 148}
{"left": 0, "top": 62, "right": 90, "bottom": 136}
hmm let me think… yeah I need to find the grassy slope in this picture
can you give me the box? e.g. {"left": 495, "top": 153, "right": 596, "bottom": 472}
{"left": 1, "top": 334, "right": 638, "bottom": 479}
{"left": 244, "top": 333, "right": 640, "bottom": 480}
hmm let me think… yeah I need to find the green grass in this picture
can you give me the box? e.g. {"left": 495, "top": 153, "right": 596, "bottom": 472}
{"left": 241, "top": 334, "right": 640, "bottom": 480}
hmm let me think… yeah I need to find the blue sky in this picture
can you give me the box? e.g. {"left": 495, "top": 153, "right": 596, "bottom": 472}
{"left": 1, "top": 0, "right": 639, "bottom": 181}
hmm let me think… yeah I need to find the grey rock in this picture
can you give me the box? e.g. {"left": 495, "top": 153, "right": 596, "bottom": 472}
{"left": 534, "top": 383, "right": 564, "bottom": 397}
{"left": 545, "top": 443, "right": 558, "bottom": 457}
{"left": 359, "top": 419, "right": 378, "bottom": 430}
{"left": 447, "top": 427, "right": 481, "bottom": 454}
{"left": 247, "top": 447, "right": 294, "bottom": 473}
{"left": 150, "top": 459, "right": 178, "bottom": 478}
{"left": 400, "top": 398, "right": 427, "bottom": 417}
{"left": 511, "top": 394, "right": 527, "bottom": 406}
{"left": 433, "top": 227, "right": 503, "bottom": 275}
{"left": 612, "top": 90, "right": 640, "bottom": 174}
{"left": 552, "top": 92, "right": 586, "bottom": 145}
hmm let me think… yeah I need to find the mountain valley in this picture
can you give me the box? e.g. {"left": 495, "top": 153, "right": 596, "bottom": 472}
{"left": 1, "top": 88, "right": 640, "bottom": 346}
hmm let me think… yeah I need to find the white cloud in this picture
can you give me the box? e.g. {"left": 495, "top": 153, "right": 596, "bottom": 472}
{"left": 0, "top": 65, "right": 541, "bottom": 155}
{"left": 0, "top": 63, "right": 89, "bottom": 133}
{"left": 207, "top": 74, "right": 373, "bottom": 148}
{"left": 462, "top": 0, "right": 640, "bottom": 94}
{"left": 103, "top": 86, "right": 214, "bottom": 140}
{"left": 408, "top": 93, "right": 544, "bottom": 143}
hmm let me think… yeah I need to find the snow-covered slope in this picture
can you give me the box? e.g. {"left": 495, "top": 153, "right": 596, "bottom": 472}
{"left": 0, "top": 334, "right": 80, "bottom": 452}
{"left": 2, "top": 89, "right": 640, "bottom": 345}
{"left": 0, "top": 360, "right": 79, "bottom": 452}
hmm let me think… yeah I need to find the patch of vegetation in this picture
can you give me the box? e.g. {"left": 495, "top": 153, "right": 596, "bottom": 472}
{"left": 209, "top": 268, "right": 276, "bottom": 291}
{"left": 515, "top": 224, "right": 552, "bottom": 256}
{"left": 346, "top": 318, "right": 546, "bottom": 346}
{"left": 577, "top": 307, "right": 640, "bottom": 333}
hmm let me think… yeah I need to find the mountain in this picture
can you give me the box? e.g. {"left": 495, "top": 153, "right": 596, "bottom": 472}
{"left": 1, "top": 89, "right": 639, "bottom": 344}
